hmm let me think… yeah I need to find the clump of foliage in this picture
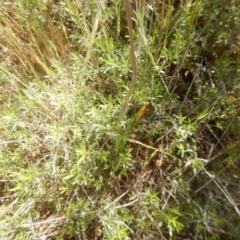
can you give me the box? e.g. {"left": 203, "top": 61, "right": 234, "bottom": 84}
{"left": 0, "top": 0, "right": 240, "bottom": 239}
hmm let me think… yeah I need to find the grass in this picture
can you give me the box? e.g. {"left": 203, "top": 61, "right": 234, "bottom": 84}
{"left": 0, "top": 0, "right": 240, "bottom": 239}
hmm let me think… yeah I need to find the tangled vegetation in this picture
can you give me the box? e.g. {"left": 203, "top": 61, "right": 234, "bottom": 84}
{"left": 0, "top": 0, "right": 240, "bottom": 239}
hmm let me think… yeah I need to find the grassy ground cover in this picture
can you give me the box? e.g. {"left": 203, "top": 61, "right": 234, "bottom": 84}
{"left": 0, "top": 0, "right": 240, "bottom": 239}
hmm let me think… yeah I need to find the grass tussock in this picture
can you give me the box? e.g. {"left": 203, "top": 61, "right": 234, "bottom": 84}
{"left": 0, "top": 0, "right": 240, "bottom": 239}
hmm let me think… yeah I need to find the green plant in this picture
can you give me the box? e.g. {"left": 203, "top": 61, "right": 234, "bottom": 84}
{"left": 1, "top": 0, "right": 240, "bottom": 239}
